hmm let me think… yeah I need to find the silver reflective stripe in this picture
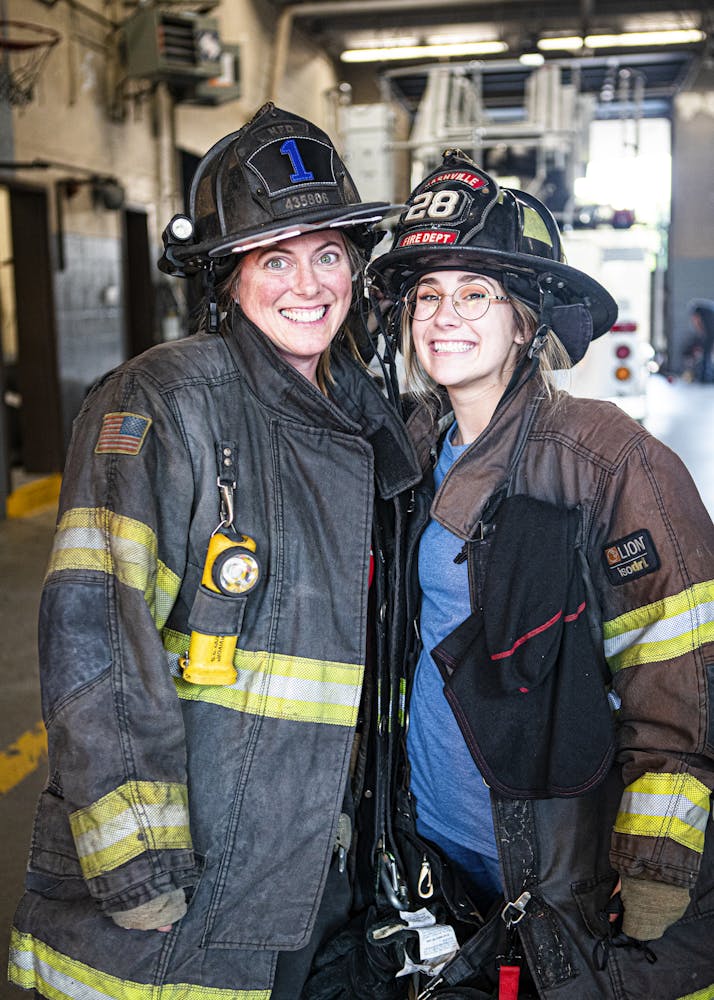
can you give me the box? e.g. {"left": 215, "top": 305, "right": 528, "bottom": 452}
{"left": 73, "top": 801, "right": 189, "bottom": 860}
{"left": 622, "top": 791, "right": 710, "bottom": 835}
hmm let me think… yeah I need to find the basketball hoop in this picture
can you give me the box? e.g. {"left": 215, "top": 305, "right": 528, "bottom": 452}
{"left": 0, "top": 20, "right": 61, "bottom": 108}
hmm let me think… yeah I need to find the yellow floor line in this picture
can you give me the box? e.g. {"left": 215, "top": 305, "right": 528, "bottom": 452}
{"left": 0, "top": 722, "right": 48, "bottom": 795}
{"left": 6, "top": 474, "right": 62, "bottom": 519}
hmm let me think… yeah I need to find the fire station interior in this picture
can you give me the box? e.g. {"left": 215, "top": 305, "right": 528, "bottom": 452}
{"left": 1, "top": 0, "right": 713, "bottom": 990}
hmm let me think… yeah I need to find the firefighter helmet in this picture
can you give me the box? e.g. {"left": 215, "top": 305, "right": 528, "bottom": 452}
{"left": 159, "top": 102, "right": 400, "bottom": 278}
{"left": 368, "top": 149, "right": 617, "bottom": 362}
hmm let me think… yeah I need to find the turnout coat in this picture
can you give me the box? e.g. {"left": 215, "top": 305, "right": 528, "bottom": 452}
{"left": 9, "top": 314, "right": 420, "bottom": 998}
{"left": 399, "top": 377, "right": 714, "bottom": 1000}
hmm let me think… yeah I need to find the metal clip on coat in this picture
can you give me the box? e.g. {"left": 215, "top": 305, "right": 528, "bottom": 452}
{"left": 179, "top": 529, "right": 260, "bottom": 686}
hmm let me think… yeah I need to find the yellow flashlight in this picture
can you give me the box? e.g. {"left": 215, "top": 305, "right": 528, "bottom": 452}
{"left": 179, "top": 531, "right": 260, "bottom": 686}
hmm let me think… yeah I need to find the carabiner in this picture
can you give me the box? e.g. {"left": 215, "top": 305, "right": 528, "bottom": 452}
{"left": 379, "top": 851, "right": 409, "bottom": 910}
{"left": 501, "top": 891, "right": 532, "bottom": 930}
{"left": 216, "top": 478, "right": 235, "bottom": 532}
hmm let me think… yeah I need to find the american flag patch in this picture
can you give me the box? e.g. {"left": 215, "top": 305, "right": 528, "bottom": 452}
{"left": 95, "top": 412, "right": 152, "bottom": 455}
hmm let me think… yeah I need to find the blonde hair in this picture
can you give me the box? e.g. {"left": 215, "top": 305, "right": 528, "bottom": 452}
{"left": 400, "top": 282, "right": 572, "bottom": 404}
{"left": 206, "top": 236, "right": 368, "bottom": 393}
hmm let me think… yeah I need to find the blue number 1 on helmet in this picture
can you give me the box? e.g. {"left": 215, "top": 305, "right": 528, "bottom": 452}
{"left": 280, "top": 139, "right": 315, "bottom": 183}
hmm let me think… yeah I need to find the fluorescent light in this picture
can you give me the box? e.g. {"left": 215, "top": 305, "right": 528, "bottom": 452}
{"left": 537, "top": 36, "right": 584, "bottom": 51}
{"left": 584, "top": 28, "right": 705, "bottom": 48}
{"left": 340, "top": 40, "right": 508, "bottom": 62}
{"left": 538, "top": 28, "right": 705, "bottom": 52}
{"left": 519, "top": 52, "right": 545, "bottom": 66}
{"left": 343, "top": 35, "right": 419, "bottom": 50}
{"left": 424, "top": 32, "right": 498, "bottom": 46}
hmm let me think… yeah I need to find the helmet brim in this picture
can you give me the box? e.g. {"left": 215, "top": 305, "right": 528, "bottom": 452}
{"left": 368, "top": 243, "right": 618, "bottom": 341}
{"left": 173, "top": 203, "right": 404, "bottom": 265}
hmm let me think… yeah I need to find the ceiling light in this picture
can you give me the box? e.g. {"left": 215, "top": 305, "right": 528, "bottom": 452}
{"left": 340, "top": 40, "right": 508, "bottom": 62}
{"left": 424, "top": 32, "right": 498, "bottom": 46}
{"left": 343, "top": 35, "right": 419, "bottom": 50}
{"left": 519, "top": 52, "right": 545, "bottom": 66}
{"left": 584, "top": 28, "right": 705, "bottom": 48}
{"left": 537, "top": 36, "right": 584, "bottom": 51}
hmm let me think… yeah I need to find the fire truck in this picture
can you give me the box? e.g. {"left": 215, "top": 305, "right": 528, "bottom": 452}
{"left": 560, "top": 225, "right": 662, "bottom": 421}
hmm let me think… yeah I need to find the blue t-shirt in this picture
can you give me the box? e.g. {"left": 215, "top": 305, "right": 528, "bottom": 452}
{"left": 407, "top": 424, "right": 498, "bottom": 859}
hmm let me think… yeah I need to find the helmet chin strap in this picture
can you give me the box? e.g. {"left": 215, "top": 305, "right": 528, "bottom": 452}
{"left": 497, "top": 276, "right": 556, "bottom": 410}
{"left": 366, "top": 283, "right": 404, "bottom": 415}
{"left": 203, "top": 264, "right": 219, "bottom": 334}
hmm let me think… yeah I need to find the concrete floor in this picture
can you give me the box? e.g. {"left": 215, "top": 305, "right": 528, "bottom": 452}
{"left": 0, "top": 374, "right": 713, "bottom": 998}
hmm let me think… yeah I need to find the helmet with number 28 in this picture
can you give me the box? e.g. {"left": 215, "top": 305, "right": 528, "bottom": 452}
{"left": 159, "top": 102, "right": 401, "bottom": 278}
{"left": 369, "top": 148, "right": 617, "bottom": 363}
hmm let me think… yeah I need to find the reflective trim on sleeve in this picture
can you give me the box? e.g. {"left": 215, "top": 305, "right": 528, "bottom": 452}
{"left": 9, "top": 928, "right": 271, "bottom": 999}
{"left": 676, "top": 985, "right": 714, "bottom": 1000}
{"left": 163, "top": 629, "right": 363, "bottom": 727}
{"left": 603, "top": 581, "right": 714, "bottom": 672}
{"left": 46, "top": 507, "right": 181, "bottom": 628}
{"left": 614, "top": 772, "right": 711, "bottom": 855}
{"left": 68, "top": 780, "right": 192, "bottom": 880}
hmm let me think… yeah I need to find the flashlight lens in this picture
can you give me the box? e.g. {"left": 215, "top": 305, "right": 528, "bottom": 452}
{"left": 170, "top": 215, "right": 194, "bottom": 241}
{"left": 214, "top": 550, "right": 260, "bottom": 594}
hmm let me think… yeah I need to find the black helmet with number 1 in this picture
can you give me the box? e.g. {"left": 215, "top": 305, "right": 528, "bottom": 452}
{"left": 368, "top": 148, "right": 617, "bottom": 363}
{"left": 159, "top": 102, "right": 401, "bottom": 279}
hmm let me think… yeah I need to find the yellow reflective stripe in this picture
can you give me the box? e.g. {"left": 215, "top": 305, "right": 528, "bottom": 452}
{"left": 676, "top": 985, "right": 714, "bottom": 1000}
{"left": 155, "top": 561, "right": 181, "bottom": 629}
{"left": 9, "top": 929, "right": 271, "bottom": 999}
{"left": 46, "top": 507, "right": 180, "bottom": 628}
{"left": 398, "top": 677, "right": 406, "bottom": 727}
{"left": 603, "top": 581, "right": 714, "bottom": 672}
{"left": 163, "top": 629, "right": 363, "bottom": 727}
{"left": 69, "top": 781, "right": 191, "bottom": 880}
{"left": 522, "top": 203, "right": 553, "bottom": 245}
{"left": 614, "top": 772, "right": 711, "bottom": 855}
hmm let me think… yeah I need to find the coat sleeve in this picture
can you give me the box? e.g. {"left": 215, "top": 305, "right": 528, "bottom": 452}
{"left": 591, "top": 433, "right": 714, "bottom": 891}
{"left": 36, "top": 366, "right": 198, "bottom": 914}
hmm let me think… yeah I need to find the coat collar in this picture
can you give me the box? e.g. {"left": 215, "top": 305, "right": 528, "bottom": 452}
{"left": 406, "top": 378, "right": 544, "bottom": 538}
{"left": 223, "top": 311, "right": 421, "bottom": 500}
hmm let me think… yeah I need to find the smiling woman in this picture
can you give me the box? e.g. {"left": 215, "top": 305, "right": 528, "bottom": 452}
{"left": 8, "top": 102, "right": 422, "bottom": 1000}
{"left": 232, "top": 232, "right": 354, "bottom": 385}
{"left": 365, "top": 148, "right": 714, "bottom": 999}
{"left": 405, "top": 270, "right": 522, "bottom": 440}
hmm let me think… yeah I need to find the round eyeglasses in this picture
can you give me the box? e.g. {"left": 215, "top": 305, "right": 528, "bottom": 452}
{"left": 404, "top": 281, "right": 510, "bottom": 322}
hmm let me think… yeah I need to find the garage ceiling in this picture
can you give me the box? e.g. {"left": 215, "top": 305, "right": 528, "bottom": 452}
{"left": 270, "top": 0, "right": 711, "bottom": 112}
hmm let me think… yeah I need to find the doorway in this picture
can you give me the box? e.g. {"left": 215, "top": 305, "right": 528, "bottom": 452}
{"left": 0, "top": 183, "right": 64, "bottom": 515}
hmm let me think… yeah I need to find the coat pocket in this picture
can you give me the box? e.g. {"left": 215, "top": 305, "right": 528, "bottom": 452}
{"left": 571, "top": 871, "right": 619, "bottom": 939}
